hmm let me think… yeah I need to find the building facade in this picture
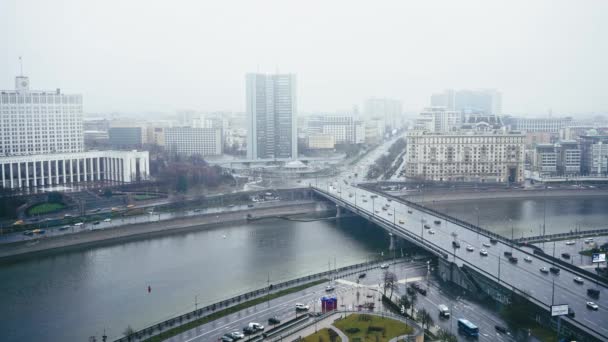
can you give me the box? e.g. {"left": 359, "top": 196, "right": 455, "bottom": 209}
{"left": 364, "top": 98, "right": 403, "bottom": 133}
{"left": 580, "top": 135, "right": 608, "bottom": 176}
{"left": 503, "top": 116, "right": 573, "bottom": 133}
{"left": 108, "top": 126, "right": 145, "bottom": 148}
{"left": 0, "top": 75, "right": 149, "bottom": 189}
{"left": 246, "top": 73, "right": 297, "bottom": 160}
{"left": 414, "top": 107, "right": 462, "bottom": 133}
{"left": 164, "top": 127, "right": 222, "bottom": 157}
{"left": 405, "top": 131, "right": 525, "bottom": 183}
{"left": 307, "top": 134, "right": 335, "bottom": 149}
{"left": 305, "top": 115, "right": 363, "bottom": 145}
{"left": 431, "top": 89, "right": 502, "bottom": 115}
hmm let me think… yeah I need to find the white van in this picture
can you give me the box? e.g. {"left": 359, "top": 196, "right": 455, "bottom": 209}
{"left": 438, "top": 304, "right": 450, "bottom": 318}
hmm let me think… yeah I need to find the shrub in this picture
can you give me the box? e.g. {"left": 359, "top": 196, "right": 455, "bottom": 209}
{"left": 345, "top": 328, "right": 360, "bottom": 334}
{"left": 367, "top": 326, "right": 384, "bottom": 333}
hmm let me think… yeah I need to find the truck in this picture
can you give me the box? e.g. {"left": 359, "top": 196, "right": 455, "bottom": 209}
{"left": 438, "top": 304, "right": 450, "bottom": 318}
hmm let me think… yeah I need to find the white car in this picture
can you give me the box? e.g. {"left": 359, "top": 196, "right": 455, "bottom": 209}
{"left": 565, "top": 241, "right": 575, "bottom": 245}
{"left": 103, "top": 218, "right": 111, "bottom": 222}
{"left": 482, "top": 242, "right": 491, "bottom": 248}
{"left": 428, "top": 230, "right": 436, "bottom": 235}
{"left": 380, "top": 263, "right": 389, "bottom": 269}
{"left": 479, "top": 249, "right": 488, "bottom": 256}
{"left": 540, "top": 267, "right": 549, "bottom": 273}
{"left": 231, "top": 332, "right": 245, "bottom": 339}
{"left": 586, "top": 302, "right": 599, "bottom": 310}
{"left": 466, "top": 245, "right": 475, "bottom": 252}
{"left": 524, "top": 256, "right": 532, "bottom": 262}
{"left": 574, "top": 277, "right": 584, "bottom": 284}
{"left": 74, "top": 222, "right": 83, "bottom": 226}
{"left": 325, "top": 285, "right": 335, "bottom": 292}
{"left": 295, "top": 303, "right": 310, "bottom": 311}
{"left": 584, "top": 238, "right": 594, "bottom": 243}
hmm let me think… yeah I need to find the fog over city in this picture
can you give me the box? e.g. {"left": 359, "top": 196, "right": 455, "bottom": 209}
{"left": 1, "top": 0, "right": 607, "bottom": 115}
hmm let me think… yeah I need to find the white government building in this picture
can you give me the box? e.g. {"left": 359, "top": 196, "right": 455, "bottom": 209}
{"left": 0, "top": 75, "right": 149, "bottom": 189}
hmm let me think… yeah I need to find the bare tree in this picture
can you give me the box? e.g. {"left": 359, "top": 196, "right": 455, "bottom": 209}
{"left": 437, "top": 328, "right": 458, "bottom": 342}
{"left": 416, "top": 308, "right": 434, "bottom": 330}
{"left": 382, "top": 270, "right": 398, "bottom": 300}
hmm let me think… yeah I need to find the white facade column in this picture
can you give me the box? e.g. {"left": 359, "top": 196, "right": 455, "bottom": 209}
{"left": 33, "top": 161, "right": 38, "bottom": 187}
{"left": 102, "top": 158, "right": 107, "bottom": 181}
{"left": 10, "top": 163, "right": 14, "bottom": 188}
{"left": 109, "top": 158, "right": 113, "bottom": 181}
{"left": 1, "top": 163, "right": 5, "bottom": 188}
{"left": 17, "top": 162, "right": 22, "bottom": 188}
{"left": 82, "top": 158, "right": 87, "bottom": 182}
{"left": 68, "top": 159, "right": 73, "bottom": 183}
{"left": 95, "top": 158, "right": 100, "bottom": 181}
{"left": 60, "top": 160, "right": 64, "bottom": 184}
{"left": 25, "top": 162, "right": 29, "bottom": 188}
{"left": 40, "top": 161, "right": 45, "bottom": 186}
{"left": 76, "top": 158, "right": 81, "bottom": 183}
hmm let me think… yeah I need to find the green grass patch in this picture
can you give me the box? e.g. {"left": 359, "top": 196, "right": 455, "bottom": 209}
{"left": 140, "top": 279, "right": 327, "bottom": 342}
{"left": 334, "top": 313, "right": 412, "bottom": 342}
{"left": 27, "top": 202, "right": 66, "bottom": 216}
{"left": 302, "top": 328, "right": 342, "bottom": 342}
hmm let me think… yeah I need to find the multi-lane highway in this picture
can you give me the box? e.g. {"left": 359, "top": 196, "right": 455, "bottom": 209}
{"left": 313, "top": 181, "right": 608, "bottom": 340}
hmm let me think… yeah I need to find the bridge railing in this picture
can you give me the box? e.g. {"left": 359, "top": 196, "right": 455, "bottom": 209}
{"left": 514, "top": 228, "right": 608, "bottom": 243}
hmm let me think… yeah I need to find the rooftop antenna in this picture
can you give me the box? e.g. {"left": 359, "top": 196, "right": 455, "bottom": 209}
{"left": 19, "top": 56, "right": 23, "bottom": 76}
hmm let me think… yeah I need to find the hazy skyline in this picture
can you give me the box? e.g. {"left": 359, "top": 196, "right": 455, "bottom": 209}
{"left": 1, "top": 0, "right": 607, "bottom": 115}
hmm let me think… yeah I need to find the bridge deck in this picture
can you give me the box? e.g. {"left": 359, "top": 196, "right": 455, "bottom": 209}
{"left": 312, "top": 183, "right": 608, "bottom": 340}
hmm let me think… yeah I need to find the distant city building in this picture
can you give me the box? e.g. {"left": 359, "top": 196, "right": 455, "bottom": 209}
{"left": 557, "top": 140, "right": 581, "bottom": 175}
{"left": 431, "top": 89, "right": 502, "bottom": 115}
{"left": 364, "top": 98, "right": 403, "bottom": 133}
{"left": 559, "top": 125, "right": 608, "bottom": 141}
{"left": 579, "top": 135, "right": 608, "bottom": 176}
{"left": 533, "top": 144, "right": 558, "bottom": 175}
{"left": 146, "top": 127, "right": 166, "bottom": 147}
{"left": 108, "top": 126, "right": 145, "bottom": 148}
{"left": 405, "top": 131, "right": 525, "bottom": 183}
{"left": 307, "top": 134, "right": 335, "bottom": 149}
{"left": 531, "top": 140, "right": 582, "bottom": 177}
{"left": 503, "top": 116, "right": 573, "bottom": 133}
{"left": 164, "top": 127, "right": 222, "bottom": 157}
{"left": 84, "top": 130, "right": 109, "bottom": 145}
{"left": 364, "top": 119, "right": 384, "bottom": 144}
{"left": 246, "top": 73, "right": 297, "bottom": 160}
{"left": 525, "top": 132, "right": 552, "bottom": 147}
{"left": 0, "top": 75, "right": 148, "bottom": 189}
{"left": 414, "top": 107, "right": 462, "bottom": 132}
{"left": 305, "top": 115, "right": 363, "bottom": 145}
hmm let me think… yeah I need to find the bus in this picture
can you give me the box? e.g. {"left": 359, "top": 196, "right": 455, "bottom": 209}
{"left": 457, "top": 318, "right": 479, "bottom": 337}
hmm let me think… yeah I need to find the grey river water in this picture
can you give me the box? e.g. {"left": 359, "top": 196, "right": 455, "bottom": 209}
{"left": 1, "top": 195, "right": 608, "bottom": 341}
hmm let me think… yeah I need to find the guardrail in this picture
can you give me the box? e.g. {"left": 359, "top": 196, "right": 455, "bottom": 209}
{"left": 514, "top": 228, "right": 608, "bottom": 243}
{"left": 114, "top": 258, "right": 411, "bottom": 342}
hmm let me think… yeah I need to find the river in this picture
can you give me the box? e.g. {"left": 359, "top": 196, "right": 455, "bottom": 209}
{"left": 2, "top": 195, "right": 608, "bottom": 341}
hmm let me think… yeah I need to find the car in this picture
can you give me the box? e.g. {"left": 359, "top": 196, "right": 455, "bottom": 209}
{"left": 584, "top": 238, "right": 594, "bottom": 243}
{"left": 586, "top": 302, "right": 599, "bottom": 310}
{"left": 416, "top": 287, "right": 427, "bottom": 296}
{"left": 407, "top": 210, "right": 413, "bottom": 214}
{"left": 434, "top": 220, "right": 441, "bottom": 225}
{"left": 561, "top": 253, "right": 571, "bottom": 259}
{"left": 59, "top": 226, "right": 70, "bottom": 231}
{"left": 398, "top": 220, "right": 404, "bottom": 224}
{"left": 268, "top": 317, "right": 281, "bottom": 325}
{"left": 247, "top": 204, "right": 254, "bottom": 208}
{"left": 428, "top": 230, "right": 436, "bottom": 235}
{"left": 508, "top": 256, "right": 518, "bottom": 263}
{"left": 452, "top": 241, "right": 461, "bottom": 248}
{"left": 221, "top": 335, "right": 234, "bottom": 342}
{"left": 23, "top": 230, "right": 33, "bottom": 236}
{"left": 479, "top": 249, "right": 488, "bottom": 256}
{"left": 74, "top": 222, "right": 84, "bottom": 226}
{"left": 230, "top": 332, "right": 244, "bottom": 340}
{"left": 466, "top": 245, "right": 474, "bottom": 252}
{"left": 565, "top": 241, "right": 575, "bottom": 245}
{"left": 524, "top": 256, "right": 532, "bottom": 262}
{"left": 495, "top": 325, "right": 508, "bottom": 334}
{"left": 504, "top": 251, "right": 512, "bottom": 257}
{"left": 325, "top": 285, "right": 335, "bottom": 292}
{"left": 574, "top": 277, "right": 584, "bottom": 284}
{"left": 248, "top": 322, "right": 264, "bottom": 331}
{"left": 295, "top": 303, "right": 310, "bottom": 311}
{"left": 482, "top": 242, "right": 491, "bottom": 248}
{"left": 93, "top": 221, "right": 100, "bottom": 225}
{"left": 423, "top": 224, "right": 431, "bottom": 229}
{"left": 540, "top": 267, "right": 549, "bottom": 273}
{"left": 375, "top": 210, "right": 380, "bottom": 214}
{"left": 549, "top": 266, "right": 560, "bottom": 274}
{"left": 363, "top": 199, "right": 368, "bottom": 203}
{"left": 567, "top": 308, "right": 575, "bottom": 318}
{"left": 587, "top": 288, "right": 600, "bottom": 298}
{"left": 387, "top": 212, "right": 392, "bottom": 216}
{"left": 380, "top": 263, "right": 389, "bottom": 269}
{"left": 358, "top": 273, "right": 366, "bottom": 278}
{"left": 490, "top": 238, "right": 498, "bottom": 244}
{"left": 242, "top": 326, "right": 255, "bottom": 335}
{"left": 103, "top": 218, "right": 111, "bottom": 222}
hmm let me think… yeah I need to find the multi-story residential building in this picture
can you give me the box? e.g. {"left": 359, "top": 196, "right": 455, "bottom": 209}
{"left": 531, "top": 141, "right": 581, "bottom": 176}
{"left": 146, "top": 127, "right": 166, "bottom": 147}
{"left": 305, "top": 115, "right": 363, "bottom": 145}
{"left": 364, "top": 98, "right": 403, "bottom": 133}
{"left": 431, "top": 89, "right": 502, "bottom": 115}
{"left": 405, "top": 130, "right": 525, "bottom": 183}
{"left": 533, "top": 144, "right": 558, "bottom": 175}
{"left": 503, "top": 116, "right": 573, "bottom": 133}
{"left": 246, "top": 73, "right": 297, "bottom": 160}
{"left": 580, "top": 135, "right": 608, "bottom": 176}
{"left": 164, "top": 127, "right": 222, "bottom": 157}
{"left": 0, "top": 75, "right": 148, "bottom": 189}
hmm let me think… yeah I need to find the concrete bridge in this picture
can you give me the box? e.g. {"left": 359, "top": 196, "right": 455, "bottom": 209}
{"left": 311, "top": 182, "right": 608, "bottom": 341}
{"left": 514, "top": 228, "right": 608, "bottom": 244}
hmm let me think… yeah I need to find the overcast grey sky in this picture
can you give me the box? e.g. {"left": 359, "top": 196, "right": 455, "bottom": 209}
{"left": 1, "top": 0, "right": 606, "bottom": 115}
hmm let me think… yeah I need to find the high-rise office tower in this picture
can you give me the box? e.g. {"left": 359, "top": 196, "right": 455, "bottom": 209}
{"left": 246, "top": 73, "right": 297, "bottom": 160}
{"left": 431, "top": 89, "right": 502, "bottom": 115}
